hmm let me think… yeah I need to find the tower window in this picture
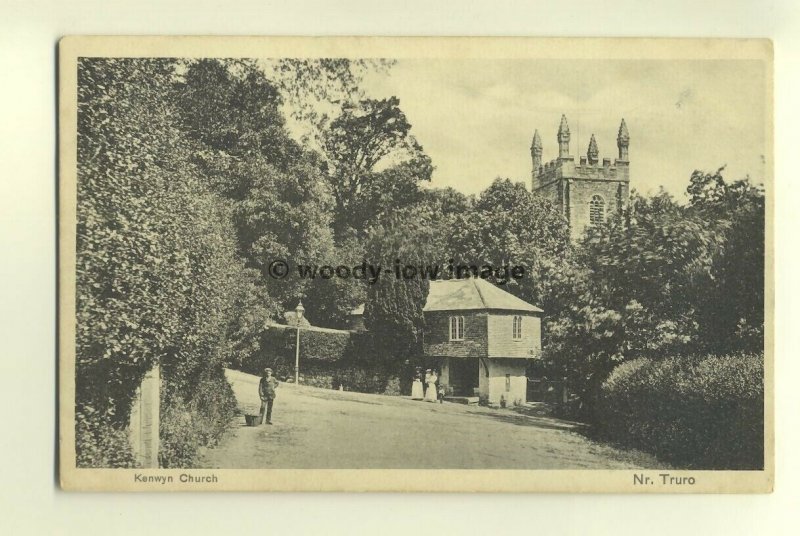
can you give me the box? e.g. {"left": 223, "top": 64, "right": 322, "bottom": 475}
{"left": 589, "top": 195, "right": 606, "bottom": 225}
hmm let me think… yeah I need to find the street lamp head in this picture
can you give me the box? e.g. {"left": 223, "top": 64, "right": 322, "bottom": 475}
{"left": 295, "top": 300, "right": 305, "bottom": 319}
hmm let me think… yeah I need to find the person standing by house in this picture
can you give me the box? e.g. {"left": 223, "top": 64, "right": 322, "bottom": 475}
{"left": 411, "top": 371, "right": 424, "bottom": 400}
{"left": 259, "top": 368, "right": 279, "bottom": 425}
{"left": 424, "top": 369, "right": 438, "bottom": 403}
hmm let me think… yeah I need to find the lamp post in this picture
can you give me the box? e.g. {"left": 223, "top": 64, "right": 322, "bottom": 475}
{"left": 294, "top": 300, "right": 305, "bottom": 385}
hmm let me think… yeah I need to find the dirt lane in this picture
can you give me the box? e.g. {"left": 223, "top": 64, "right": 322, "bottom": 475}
{"left": 198, "top": 369, "right": 661, "bottom": 470}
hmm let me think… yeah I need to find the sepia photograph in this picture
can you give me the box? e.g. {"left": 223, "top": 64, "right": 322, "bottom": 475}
{"left": 58, "top": 36, "right": 772, "bottom": 492}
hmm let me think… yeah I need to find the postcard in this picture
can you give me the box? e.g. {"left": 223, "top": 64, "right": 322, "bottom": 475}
{"left": 59, "top": 36, "right": 773, "bottom": 492}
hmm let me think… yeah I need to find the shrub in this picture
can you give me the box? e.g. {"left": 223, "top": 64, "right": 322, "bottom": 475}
{"left": 159, "top": 373, "right": 238, "bottom": 468}
{"left": 75, "top": 408, "right": 138, "bottom": 468}
{"left": 241, "top": 326, "right": 353, "bottom": 375}
{"left": 596, "top": 352, "right": 764, "bottom": 469}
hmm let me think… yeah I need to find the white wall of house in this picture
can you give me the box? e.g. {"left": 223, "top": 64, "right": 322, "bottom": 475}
{"left": 478, "top": 358, "right": 527, "bottom": 406}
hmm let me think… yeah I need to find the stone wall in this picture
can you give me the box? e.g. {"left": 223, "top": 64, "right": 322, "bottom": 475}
{"left": 292, "top": 359, "right": 403, "bottom": 396}
{"left": 423, "top": 311, "right": 489, "bottom": 358}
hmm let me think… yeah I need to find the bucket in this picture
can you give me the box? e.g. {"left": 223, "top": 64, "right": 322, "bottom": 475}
{"left": 244, "top": 414, "right": 261, "bottom": 426}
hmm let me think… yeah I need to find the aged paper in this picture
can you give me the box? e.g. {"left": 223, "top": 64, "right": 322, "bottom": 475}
{"left": 59, "top": 36, "right": 773, "bottom": 492}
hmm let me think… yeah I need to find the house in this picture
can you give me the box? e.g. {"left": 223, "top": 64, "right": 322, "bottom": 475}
{"left": 422, "top": 278, "right": 543, "bottom": 406}
{"left": 346, "top": 278, "right": 543, "bottom": 405}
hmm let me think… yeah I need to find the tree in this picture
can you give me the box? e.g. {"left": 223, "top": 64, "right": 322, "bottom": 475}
{"left": 541, "top": 182, "right": 747, "bottom": 415}
{"left": 175, "top": 59, "right": 306, "bottom": 194}
{"left": 686, "top": 168, "right": 765, "bottom": 353}
{"left": 362, "top": 207, "right": 441, "bottom": 361}
{"left": 175, "top": 60, "right": 341, "bottom": 315}
{"left": 320, "top": 97, "right": 432, "bottom": 237}
{"left": 446, "top": 178, "right": 572, "bottom": 310}
{"left": 302, "top": 234, "right": 368, "bottom": 329}
{"left": 228, "top": 154, "right": 337, "bottom": 310}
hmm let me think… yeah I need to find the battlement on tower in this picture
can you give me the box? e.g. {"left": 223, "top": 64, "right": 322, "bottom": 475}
{"left": 535, "top": 155, "right": 630, "bottom": 189}
{"left": 531, "top": 115, "right": 630, "bottom": 192}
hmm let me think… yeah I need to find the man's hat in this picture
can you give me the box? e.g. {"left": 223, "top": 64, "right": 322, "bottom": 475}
{"left": 264, "top": 367, "right": 273, "bottom": 373}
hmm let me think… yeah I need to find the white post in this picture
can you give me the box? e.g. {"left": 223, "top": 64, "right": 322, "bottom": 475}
{"left": 128, "top": 364, "right": 160, "bottom": 468}
{"left": 294, "top": 300, "right": 305, "bottom": 385}
{"left": 295, "top": 325, "right": 300, "bottom": 384}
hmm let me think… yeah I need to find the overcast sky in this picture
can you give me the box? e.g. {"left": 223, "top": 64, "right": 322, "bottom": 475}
{"left": 358, "top": 59, "right": 768, "bottom": 199}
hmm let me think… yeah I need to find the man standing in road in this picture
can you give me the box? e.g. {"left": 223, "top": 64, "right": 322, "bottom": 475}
{"left": 259, "top": 368, "right": 279, "bottom": 425}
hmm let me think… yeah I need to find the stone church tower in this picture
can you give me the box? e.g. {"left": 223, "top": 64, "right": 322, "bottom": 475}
{"left": 531, "top": 115, "right": 630, "bottom": 240}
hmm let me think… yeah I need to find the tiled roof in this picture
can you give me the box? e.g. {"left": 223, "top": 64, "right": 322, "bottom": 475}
{"left": 423, "top": 278, "right": 543, "bottom": 313}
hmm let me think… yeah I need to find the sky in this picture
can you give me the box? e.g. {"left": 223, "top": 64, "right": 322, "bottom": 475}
{"left": 356, "top": 58, "right": 769, "bottom": 199}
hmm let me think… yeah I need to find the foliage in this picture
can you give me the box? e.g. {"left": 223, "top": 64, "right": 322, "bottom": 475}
{"left": 362, "top": 208, "right": 439, "bottom": 361}
{"left": 75, "top": 408, "right": 138, "bottom": 468}
{"left": 319, "top": 97, "right": 432, "bottom": 237}
{"left": 76, "top": 58, "right": 242, "bottom": 466}
{"left": 540, "top": 176, "right": 763, "bottom": 411}
{"left": 446, "top": 178, "right": 572, "bottom": 304}
{"left": 301, "top": 359, "right": 403, "bottom": 395}
{"left": 237, "top": 329, "right": 406, "bottom": 394}
{"left": 175, "top": 60, "right": 344, "bottom": 317}
{"left": 302, "top": 234, "right": 368, "bottom": 328}
{"left": 176, "top": 59, "right": 297, "bottom": 163}
{"left": 266, "top": 58, "right": 396, "bottom": 134}
{"left": 597, "top": 353, "right": 764, "bottom": 469}
{"left": 686, "top": 168, "right": 765, "bottom": 354}
{"left": 159, "top": 373, "right": 239, "bottom": 468}
{"left": 240, "top": 326, "right": 353, "bottom": 376}
{"left": 225, "top": 268, "right": 278, "bottom": 369}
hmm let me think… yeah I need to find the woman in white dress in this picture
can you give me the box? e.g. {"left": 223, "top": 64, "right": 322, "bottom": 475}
{"left": 411, "top": 371, "right": 424, "bottom": 400}
{"left": 424, "top": 369, "right": 439, "bottom": 402}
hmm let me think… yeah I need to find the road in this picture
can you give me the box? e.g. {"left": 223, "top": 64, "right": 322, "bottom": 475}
{"left": 198, "top": 369, "right": 660, "bottom": 469}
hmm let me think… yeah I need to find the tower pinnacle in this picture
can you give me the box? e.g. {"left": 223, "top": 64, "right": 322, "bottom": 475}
{"left": 531, "top": 129, "right": 542, "bottom": 151}
{"left": 531, "top": 129, "right": 543, "bottom": 185}
{"left": 617, "top": 118, "right": 629, "bottom": 161}
{"left": 587, "top": 134, "right": 599, "bottom": 165}
{"left": 557, "top": 114, "right": 570, "bottom": 158}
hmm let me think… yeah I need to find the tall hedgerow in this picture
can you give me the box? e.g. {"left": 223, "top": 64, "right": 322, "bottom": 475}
{"left": 76, "top": 58, "right": 241, "bottom": 466}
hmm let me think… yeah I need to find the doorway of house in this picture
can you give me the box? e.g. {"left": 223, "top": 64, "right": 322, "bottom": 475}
{"left": 448, "top": 357, "right": 479, "bottom": 396}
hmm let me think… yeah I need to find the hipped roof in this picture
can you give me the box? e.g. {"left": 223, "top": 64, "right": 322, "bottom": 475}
{"left": 423, "top": 278, "right": 543, "bottom": 313}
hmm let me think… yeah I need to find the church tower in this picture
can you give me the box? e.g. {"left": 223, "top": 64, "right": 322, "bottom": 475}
{"left": 531, "top": 115, "right": 630, "bottom": 240}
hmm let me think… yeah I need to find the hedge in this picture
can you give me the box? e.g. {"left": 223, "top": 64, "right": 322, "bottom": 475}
{"left": 159, "top": 371, "right": 239, "bottom": 468}
{"left": 596, "top": 353, "right": 764, "bottom": 469}
{"left": 75, "top": 58, "right": 242, "bottom": 467}
{"left": 240, "top": 325, "right": 351, "bottom": 373}
{"left": 239, "top": 327, "right": 406, "bottom": 395}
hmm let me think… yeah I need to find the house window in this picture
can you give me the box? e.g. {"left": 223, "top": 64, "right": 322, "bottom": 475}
{"left": 512, "top": 315, "right": 523, "bottom": 340}
{"left": 589, "top": 194, "right": 605, "bottom": 226}
{"left": 449, "top": 316, "right": 465, "bottom": 341}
